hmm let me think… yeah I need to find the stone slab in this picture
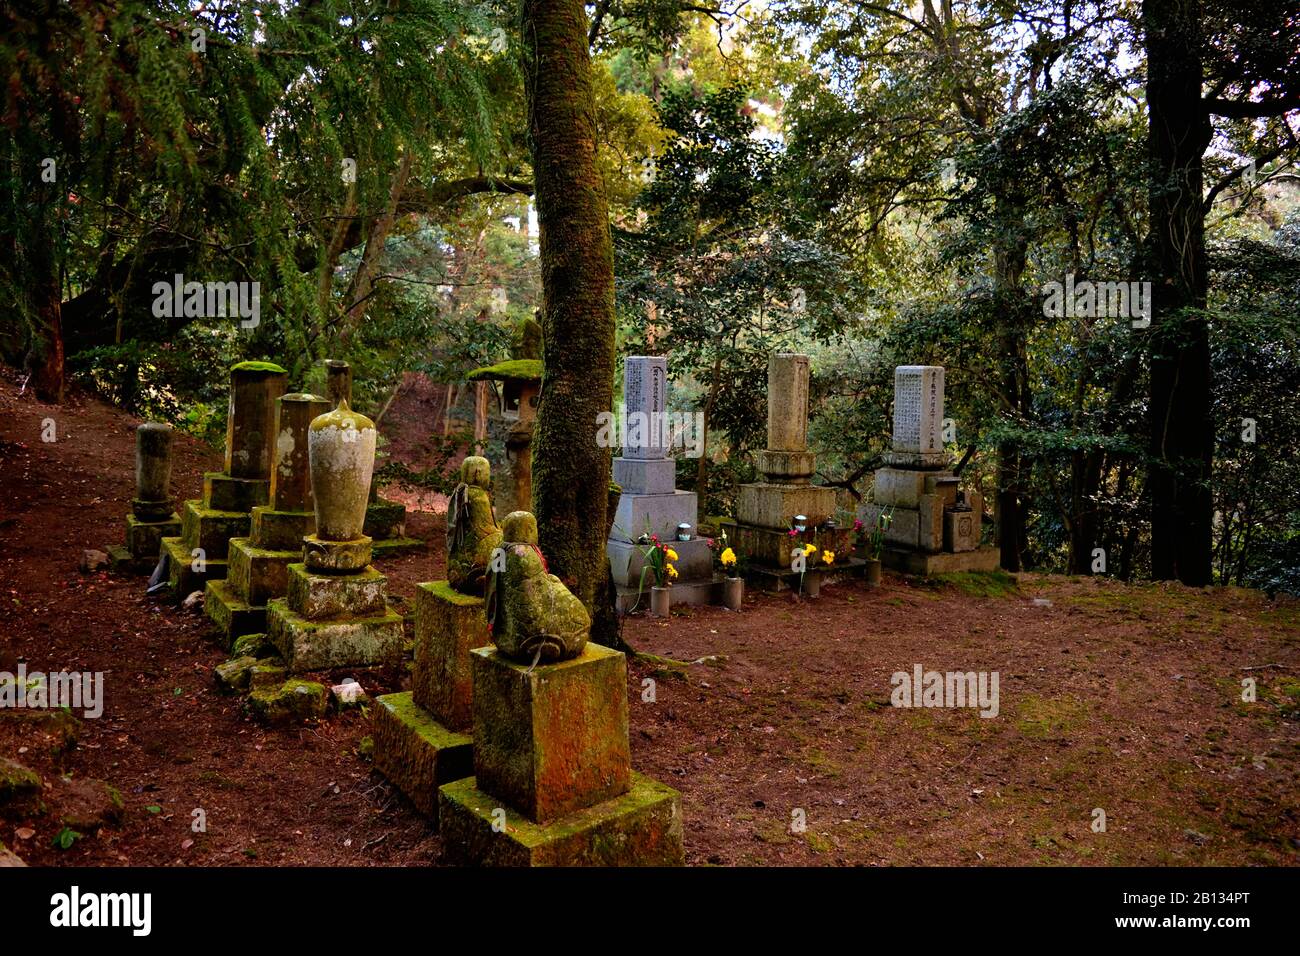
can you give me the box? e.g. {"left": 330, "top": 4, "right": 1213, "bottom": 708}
{"left": 267, "top": 598, "right": 404, "bottom": 672}
{"left": 612, "top": 457, "right": 676, "bottom": 496}
{"left": 203, "top": 472, "right": 271, "bottom": 513}
{"left": 285, "top": 562, "right": 388, "bottom": 620}
{"left": 371, "top": 536, "right": 424, "bottom": 558}
{"left": 180, "top": 499, "right": 250, "bottom": 561}
{"left": 609, "top": 490, "right": 699, "bottom": 544}
{"left": 621, "top": 356, "right": 669, "bottom": 460}
{"left": 891, "top": 365, "right": 944, "bottom": 456}
{"left": 871, "top": 468, "right": 935, "bottom": 509}
{"left": 472, "top": 644, "right": 631, "bottom": 824}
{"left": 438, "top": 771, "right": 684, "bottom": 867}
{"left": 162, "top": 535, "right": 228, "bottom": 598}
{"left": 744, "top": 557, "right": 865, "bottom": 593}
{"left": 945, "top": 509, "right": 979, "bottom": 552}
{"left": 613, "top": 577, "right": 722, "bottom": 614}
{"left": 371, "top": 691, "right": 474, "bottom": 823}
{"left": 730, "top": 523, "right": 853, "bottom": 570}
{"left": 227, "top": 537, "right": 297, "bottom": 607}
{"left": 735, "top": 482, "right": 835, "bottom": 531}
{"left": 125, "top": 512, "right": 181, "bottom": 559}
{"left": 413, "top": 582, "right": 490, "bottom": 731}
{"left": 250, "top": 506, "right": 314, "bottom": 552}
{"left": 203, "top": 578, "right": 266, "bottom": 647}
{"left": 107, "top": 545, "right": 152, "bottom": 575}
{"left": 881, "top": 546, "right": 1001, "bottom": 575}
{"left": 606, "top": 537, "right": 711, "bottom": 589}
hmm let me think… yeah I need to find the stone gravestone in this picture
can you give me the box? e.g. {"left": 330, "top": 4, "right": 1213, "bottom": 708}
{"left": 162, "top": 362, "right": 287, "bottom": 598}
{"left": 264, "top": 400, "right": 404, "bottom": 672}
{"left": 205, "top": 392, "right": 330, "bottom": 645}
{"left": 438, "top": 511, "right": 684, "bottom": 866}
{"left": 109, "top": 423, "right": 182, "bottom": 573}
{"left": 371, "top": 456, "right": 501, "bottom": 823}
{"left": 607, "top": 356, "right": 713, "bottom": 608}
{"left": 733, "top": 353, "right": 850, "bottom": 585}
{"left": 858, "top": 365, "right": 999, "bottom": 574}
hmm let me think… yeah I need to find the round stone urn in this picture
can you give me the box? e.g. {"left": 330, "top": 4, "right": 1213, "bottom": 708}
{"left": 308, "top": 400, "right": 377, "bottom": 541}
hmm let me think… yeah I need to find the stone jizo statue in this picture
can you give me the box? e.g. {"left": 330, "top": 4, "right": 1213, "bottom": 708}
{"left": 446, "top": 455, "right": 503, "bottom": 596}
{"left": 485, "top": 511, "right": 589, "bottom": 665}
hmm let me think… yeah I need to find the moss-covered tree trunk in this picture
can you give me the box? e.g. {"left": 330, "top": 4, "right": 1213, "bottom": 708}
{"left": 520, "top": 0, "right": 618, "bottom": 635}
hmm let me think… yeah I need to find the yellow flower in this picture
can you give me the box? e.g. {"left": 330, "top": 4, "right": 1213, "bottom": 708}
{"left": 803, "top": 543, "right": 818, "bottom": 556}
{"left": 666, "top": 563, "right": 679, "bottom": 579}
{"left": 822, "top": 550, "right": 836, "bottom": 565}
{"left": 666, "top": 548, "right": 679, "bottom": 562}
{"left": 720, "top": 547, "right": 736, "bottom": 566}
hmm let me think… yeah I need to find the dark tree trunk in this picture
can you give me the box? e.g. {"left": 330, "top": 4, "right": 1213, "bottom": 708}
{"left": 520, "top": 0, "right": 619, "bottom": 635}
{"left": 1144, "top": 0, "right": 1214, "bottom": 586}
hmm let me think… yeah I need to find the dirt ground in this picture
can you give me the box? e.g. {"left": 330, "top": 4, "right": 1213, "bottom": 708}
{"left": 1, "top": 373, "right": 1296, "bottom": 866}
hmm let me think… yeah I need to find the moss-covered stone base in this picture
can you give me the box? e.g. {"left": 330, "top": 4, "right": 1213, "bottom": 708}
{"left": 371, "top": 536, "right": 424, "bottom": 557}
{"left": 246, "top": 678, "right": 327, "bottom": 724}
{"left": 179, "top": 499, "right": 251, "bottom": 561}
{"left": 204, "top": 578, "right": 267, "bottom": 647}
{"left": 371, "top": 691, "right": 473, "bottom": 823}
{"left": 286, "top": 562, "right": 387, "bottom": 619}
{"left": 731, "top": 522, "right": 853, "bottom": 570}
{"left": 413, "top": 581, "right": 489, "bottom": 731}
{"left": 228, "top": 537, "right": 297, "bottom": 607}
{"left": 472, "top": 644, "right": 631, "bottom": 824}
{"left": 266, "top": 598, "right": 404, "bottom": 672}
{"left": 250, "top": 506, "right": 315, "bottom": 551}
{"left": 107, "top": 545, "right": 153, "bottom": 575}
{"left": 203, "top": 472, "right": 271, "bottom": 513}
{"left": 363, "top": 497, "right": 407, "bottom": 540}
{"left": 438, "top": 772, "right": 684, "bottom": 867}
{"left": 162, "top": 535, "right": 228, "bottom": 598}
{"left": 124, "top": 512, "right": 181, "bottom": 561}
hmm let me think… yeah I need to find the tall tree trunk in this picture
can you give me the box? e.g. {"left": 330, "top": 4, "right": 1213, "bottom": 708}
{"left": 520, "top": 0, "right": 618, "bottom": 633}
{"left": 1144, "top": 0, "right": 1213, "bottom": 586}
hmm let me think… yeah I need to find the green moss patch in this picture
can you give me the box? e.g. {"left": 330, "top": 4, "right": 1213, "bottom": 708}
{"left": 467, "top": 359, "right": 543, "bottom": 382}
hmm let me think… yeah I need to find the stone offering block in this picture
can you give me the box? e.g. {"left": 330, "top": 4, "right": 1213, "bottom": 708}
{"left": 285, "top": 563, "right": 387, "bottom": 620}
{"left": 303, "top": 534, "right": 372, "bottom": 573}
{"left": 162, "top": 535, "right": 228, "bottom": 597}
{"left": 612, "top": 457, "right": 676, "bottom": 496}
{"left": 472, "top": 643, "right": 631, "bottom": 825}
{"left": 945, "top": 509, "right": 979, "bottom": 552}
{"left": 731, "top": 524, "right": 853, "bottom": 570}
{"left": 372, "top": 692, "right": 473, "bottom": 822}
{"left": 609, "top": 490, "right": 700, "bottom": 544}
{"left": 266, "top": 598, "right": 404, "bottom": 672}
{"left": 607, "top": 537, "right": 711, "bottom": 589}
{"left": 203, "top": 473, "right": 271, "bottom": 513}
{"left": 250, "top": 506, "right": 315, "bottom": 552}
{"left": 882, "top": 547, "right": 1000, "bottom": 575}
{"left": 180, "top": 500, "right": 251, "bottom": 561}
{"left": 735, "top": 482, "right": 835, "bottom": 532}
{"left": 413, "top": 582, "right": 490, "bottom": 732}
{"left": 438, "top": 771, "right": 684, "bottom": 867}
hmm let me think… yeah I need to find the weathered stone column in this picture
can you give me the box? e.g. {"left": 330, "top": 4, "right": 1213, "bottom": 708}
{"left": 325, "top": 359, "right": 352, "bottom": 408}
{"left": 766, "top": 352, "right": 810, "bottom": 452}
{"left": 133, "top": 423, "right": 174, "bottom": 521}
{"left": 271, "top": 393, "right": 329, "bottom": 513}
{"left": 225, "top": 362, "right": 288, "bottom": 480}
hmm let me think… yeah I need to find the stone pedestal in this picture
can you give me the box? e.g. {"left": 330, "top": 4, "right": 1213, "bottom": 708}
{"left": 372, "top": 582, "right": 488, "bottom": 823}
{"left": 857, "top": 366, "right": 999, "bottom": 575}
{"left": 163, "top": 363, "right": 287, "bottom": 597}
{"left": 267, "top": 560, "right": 403, "bottom": 672}
{"left": 206, "top": 393, "right": 327, "bottom": 646}
{"left": 438, "top": 644, "right": 684, "bottom": 866}
{"left": 734, "top": 353, "right": 850, "bottom": 589}
{"left": 110, "top": 423, "right": 181, "bottom": 574}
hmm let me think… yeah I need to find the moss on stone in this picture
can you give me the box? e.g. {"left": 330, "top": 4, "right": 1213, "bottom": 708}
{"left": 230, "top": 360, "right": 288, "bottom": 374}
{"left": 467, "top": 359, "right": 543, "bottom": 383}
{"left": 0, "top": 757, "right": 42, "bottom": 804}
{"left": 426, "top": 579, "right": 486, "bottom": 608}
{"left": 246, "top": 679, "right": 327, "bottom": 724}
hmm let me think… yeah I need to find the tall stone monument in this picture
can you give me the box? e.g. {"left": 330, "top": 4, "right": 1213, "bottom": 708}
{"left": 733, "top": 353, "right": 850, "bottom": 581}
{"left": 371, "top": 456, "right": 500, "bottom": 823}
{"left": 858, "top": 366, "right": 999, "bottom": 573}
{"left": 438, "top": 511, "right": 684, "bottom": 866}
{"left": 265, "top": 401, "right": 405, "bottom": 671}
{"left": 468, "top": 316, "right": 543, "bottom": 517}
{"left": 109, "top": 423, "right": 182, "bottom": 573}
{"left": 162, "top": 362, "right": 287, "bottom": 597}
{"left": 606, "top": 356, "right": 713, "bottom": 608}
{"left": 205, "top": 392, "right": 330, "bottom": 646}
